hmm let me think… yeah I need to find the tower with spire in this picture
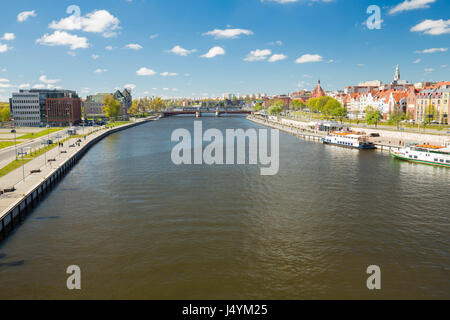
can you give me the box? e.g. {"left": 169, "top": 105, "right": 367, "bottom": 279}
{"left": 394, "top": 65, "right": 400, "bottom": 83}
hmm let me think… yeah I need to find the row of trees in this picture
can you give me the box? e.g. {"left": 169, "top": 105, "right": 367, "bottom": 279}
{"left": 0, "top": 104, "right": 11, "bottom": 125}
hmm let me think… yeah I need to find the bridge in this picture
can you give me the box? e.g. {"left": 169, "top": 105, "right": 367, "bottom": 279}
{"left": 162, "top": 109, "right": 252, "bottom": 118}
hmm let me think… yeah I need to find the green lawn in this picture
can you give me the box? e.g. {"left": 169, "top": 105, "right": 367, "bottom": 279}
{"left": 0, "top": 141, "right": 15, "bottom": 150}
{"left": 17, "top": 128, "right": 65, "bottom": 140}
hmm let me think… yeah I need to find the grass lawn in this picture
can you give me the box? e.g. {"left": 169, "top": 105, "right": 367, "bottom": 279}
{"left": 0, "top": 141, "right": 15, "bottom": 150}
{"left": 17, "top": 128, "right": 65, "bottom": 140}
{"left": 0, "top": 136, "right": 74, "bottom": 178}
{"left": 107, "top": 121, "right": 132, "bottom": 128}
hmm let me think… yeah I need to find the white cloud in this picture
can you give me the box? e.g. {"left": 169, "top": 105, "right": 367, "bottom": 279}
{"left": 424, "top": 68, "right": 435, "bottom": 73}
{"left": 201, "top": 46, "right": 226, "bottom": 58}
{"left": 415, "top": 47, "right": 448, "bottom": 53}
{"left": 92, "top": 54, "right": 100, "bottom": 59}
{"left": 94, "top": 69, "right": 108, "bottom": 73}
{"left": 124, "top": 84, "right": 136, "bottom": 90}
{"left": 105, "top": 45, "right": 114, "bottom": 51}
{"left": 268, "top": 54, "right": 287, "bottom": 62}
{"left": 136, "top": 67, "right": 156, "bottom": 76}
{"left": 150, "top": 34, "right": 159, "bottom": 39}
{"left": 124, "top": 43, "right": 143, "bottom": 50}
{"left": 168, "top": 45, "right": 196, "bottom": 56}
{"left": 203, "top": 28, "right": 253, "bottom": 39}
{"left": 441, "top": 64, "right": 448, "bottom": 68}
{"left": 1, "top": 33, "right": 15, "bottom": 41}
{"left": 269, "top": 40, "right": 283, "bottom": 46}
{"left": 160, "top": 72, "right": 178, "bottom": 77}
{"left": 389, "top": 0, "right": 435, "bottom": 15}
{"left": 295, "top": 54, "right": 323, "bottom": 64}
{"left": 36, "top": 31, "right": 89, "bottom": 50}
{"left": 17, "top": 10, "right": 37, "bottom": 22}
{"left": 411, "top": 19, "right": 450, "bottom": 35}
{"left": 19, "top": 84, "right": 30, "bottom": 89}
{"left": 413, "top": 58, "right": 421, "bottom": 63}
{"left": 263, "top": 0, "right": 335, "bottom": 3}
{"left": 0, "top": 78, "right": 9, "bottom": 82}
{"left": 244, "top": 49, "right": 272, "bottom": 62}
{"left": 357, "top": 63, "right": 365, "bottom": 67}
{"left": 0, "top": 43, "right": 12, "bottom": 53}
{"left": 67, "top": 51, "right": 77, "bottom": 56}
{"left": 49, "top": 10, "right": 120, "bottom": 38}
{"left": 39, "top": 75, "right": 60, "bottom": 84}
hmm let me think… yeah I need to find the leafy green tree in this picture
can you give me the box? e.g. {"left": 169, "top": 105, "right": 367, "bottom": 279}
{"left": 291, "top": 99, "right": 305, "bottom": 111}
{"left": 365, "top": 106, "right": 382, "bottom": 128}
{"left": 388, "top": 109, "right": 406, "bottom": 129}
{"left": 103, "top": 94, "right": 121, "bottom": 120}
{"left": 424, "top": 104, "right": 438, "bottom": 123}
{"left": 151, "top": 97, "right": 165, "bottom": 112}
{"left": 326, "top": 99, "right": 346, "bottom": 122}
{"left": 254, "top": 103, "right": 263, "bottom": 112}
{"left": 0, "top": 107, "right": 10, "bottom": 123}
{"left": 268, "top": 105, "right": 283, "bottom": 115}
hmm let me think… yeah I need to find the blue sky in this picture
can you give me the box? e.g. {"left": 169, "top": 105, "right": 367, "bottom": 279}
{"left": 0, "top": 0, "right": 449, "bottom": 100}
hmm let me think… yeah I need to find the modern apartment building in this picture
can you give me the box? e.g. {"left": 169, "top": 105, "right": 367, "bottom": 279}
{"left": 416, "top": 82, "right": 450, "bottom": 124}
{"left": 83, "top": 93, "right": 109, "bottom": 118}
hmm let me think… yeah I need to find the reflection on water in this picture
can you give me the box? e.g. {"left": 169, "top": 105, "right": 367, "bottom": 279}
{"left": 0, "top": 117, "right": 448, "bottom": 299}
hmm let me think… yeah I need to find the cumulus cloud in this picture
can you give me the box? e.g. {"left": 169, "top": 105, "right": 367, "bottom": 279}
{"left": 411, "top": 19, "right": 450, "bottom": 35}
{"left": 92, "top": 54, "right": 100, "bottom": 59}
{"left": 295, "top": 54, "right": 323, "bottom": 63}
{"left": 413, "top": 58, "right": 421, "bottom": 63}
{"left": 125, "top": 84, "right": 136, "bottom": 90}
{"left": 39, "top": 75, "right": 60, "bottom": 84}
{"left": 201, "top": 46, "right": 226, "bottom": 58}
{"left": 136, "top": 67, "right": 156, "bottom": 76}
{"left": 1, "top": 33, "right": 15, "bottom": 41}
{"left": 36, "top": 31, "right": 89, "bottom": 50}
{"left": 415, "top": 47, "right": 448, "bottom": 53}
{"left": 203, "top": 28, "right": 253, "bottom": 39}
{"left": 168, "top": 45, "right": 196, "bottom": 56}
{"left": 17, "top": 10, "right": 37, "bottom": 22}
{"left": 268, "top": 54, "right": 287, "bottom": 62}
{"left": 94, "top": 69, "right": 108, "bottom": 73}
{"left": 0, "top": 43, "right": 12, "bottom": 53}
{"left": 244, "top": 49, "right": 272, "bottom": 62}
{"left": 389, "top": 0, "right": 436, "bottom": 15}
{"left": 49, "top": 9, "right": 120, "bottom": 38}
{"left": 124, "top": 43, "right": 143, "bottom": 50}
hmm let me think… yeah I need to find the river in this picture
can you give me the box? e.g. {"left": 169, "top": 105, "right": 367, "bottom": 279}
{"left": 0, "top": 116, "right": 448, "bottom": 299}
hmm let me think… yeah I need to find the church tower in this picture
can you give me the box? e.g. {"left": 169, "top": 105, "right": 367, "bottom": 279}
{"left": 394, "top": 65, "right": 400, "bottom": 82}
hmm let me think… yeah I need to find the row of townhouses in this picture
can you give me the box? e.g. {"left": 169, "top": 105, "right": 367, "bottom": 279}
{"left": 83, "top": 89, "right": 132, "bottom": 119}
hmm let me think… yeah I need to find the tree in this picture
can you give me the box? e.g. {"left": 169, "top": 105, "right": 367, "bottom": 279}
{"left": 151, "top": 97, "right": 165, "bottom": 112}
{"left": 365, "top": 106, "right": 382, "bottom": 127}
{"left": 0, "top": 107, "right": 10, "bottom": 123}
{"left": 254, "top": 103, "right": 263, "bottom": 112}
{"left": 291, "top": 99, "right": 305, "bottom": 111}
{"left": 425, "top": 104, "right": 438, "bottom": 123}
{"left": 268, "top": 105, "right": 283, "bottom": 115}
{"left": 103, "top": 94, "right": 121, "bottom": 121}
{"left": 326, "top": 99, "right": 347, "bottom": 122}
{"left": 388, "top": 109, "right": 406, "bottom": 129}
{"left": 128, "top": 100, "right": 140, "bottom": 116}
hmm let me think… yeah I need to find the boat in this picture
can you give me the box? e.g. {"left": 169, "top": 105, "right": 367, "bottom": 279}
{"left": 322, "top": 131, "right": 376, "bottom": 149}
{"left": 391, "top": 144, "right": 450, "bottom": 167}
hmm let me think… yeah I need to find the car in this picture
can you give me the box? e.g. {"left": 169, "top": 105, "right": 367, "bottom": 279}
{"left": 370, "top": 133, "right": 380, "bottom": 137}
{"left": 46, "top": 139, "right": 54, "bottom": 145}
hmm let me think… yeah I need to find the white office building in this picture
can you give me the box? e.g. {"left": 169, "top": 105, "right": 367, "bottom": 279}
{"left": 10, "top": 91, "right": 42, "bottom": 127}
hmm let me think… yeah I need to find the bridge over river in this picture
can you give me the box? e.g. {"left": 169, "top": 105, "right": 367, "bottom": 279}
{"left": 162, "top": 109, "right": 252, "bottom": 118}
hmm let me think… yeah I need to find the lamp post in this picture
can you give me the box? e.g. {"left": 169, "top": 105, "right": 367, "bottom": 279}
{"left": 46, "top": 124, "right": 51, "bottom": 143}
{"left": 18, "top": 147, "right": 27, "bottom": 183}
{"left": 11, "top": 128, "right": 17, "bottom": 161}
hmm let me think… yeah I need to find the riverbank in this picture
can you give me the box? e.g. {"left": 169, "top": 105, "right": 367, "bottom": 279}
{"left": 248, "top": 115, "right": 450, "bottom": 150}
{"left": 0, "top": 117, "right": 154, "bottom": 241}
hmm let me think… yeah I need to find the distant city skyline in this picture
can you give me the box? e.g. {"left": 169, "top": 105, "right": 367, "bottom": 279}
{"left": 0, "top": 0, "right": 449, "bottom": 100}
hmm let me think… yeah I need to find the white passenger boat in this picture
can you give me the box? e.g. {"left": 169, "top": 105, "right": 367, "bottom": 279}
{"left": 322, "top": 131, "right": 376, "bottom": 149}
{"left": 391, "top": 144, "right": 450, "bottom": 167}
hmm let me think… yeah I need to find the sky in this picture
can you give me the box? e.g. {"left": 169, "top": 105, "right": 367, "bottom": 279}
{"left": 0, "top": 0, "right": 449, "bottom": 100}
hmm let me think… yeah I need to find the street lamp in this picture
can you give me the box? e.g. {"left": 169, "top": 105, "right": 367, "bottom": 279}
{"left": 11, "top": 128, "right": 17, "bottom": 161}
{"left": 46, "top": 124, "right": 50, "bottom": 143}
{"left": 41, "top": 139, "right": 47, "bottom": 166}
{"left": 18, "top": 147, "right": 27, "bottom": 183}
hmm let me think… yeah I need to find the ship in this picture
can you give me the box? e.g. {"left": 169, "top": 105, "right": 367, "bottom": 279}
{"left": 322, "top": 131, "right": 376, "bottom": 149}
{"left": 391, "top": 144, "right": 450, "bottom": 167}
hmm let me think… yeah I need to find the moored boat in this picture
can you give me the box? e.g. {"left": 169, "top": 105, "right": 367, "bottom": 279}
{"left": 322, "top": 131, "right": 376, "bottom": 149}
{"left": 391, "top": 144, "right": 450, "bottom": 167}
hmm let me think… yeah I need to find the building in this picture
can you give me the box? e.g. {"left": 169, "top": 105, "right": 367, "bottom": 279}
{"left": 113, "top": 89, "right": 132, "bottom": 116}
{"left": 83, "top": 93, "right": 109, "bottom": 118}
{"left": 46, "top": 94, "right": 82, "bottom": 127}
{"left": 10, "top": 89, "right": 81, "bottom": 127}
{"left": 416, "top": 82, "right": 450, "bottom": 124}
{"left": 9, "top": 91, "right": 41, "bottom": 127}
{"left": 311, "top": 80, "right": 326, "bottom": 98}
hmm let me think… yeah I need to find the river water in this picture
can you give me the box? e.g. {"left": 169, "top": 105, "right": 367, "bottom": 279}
{"left": 0, "top": 117, "right": 448, "bottom": 299}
